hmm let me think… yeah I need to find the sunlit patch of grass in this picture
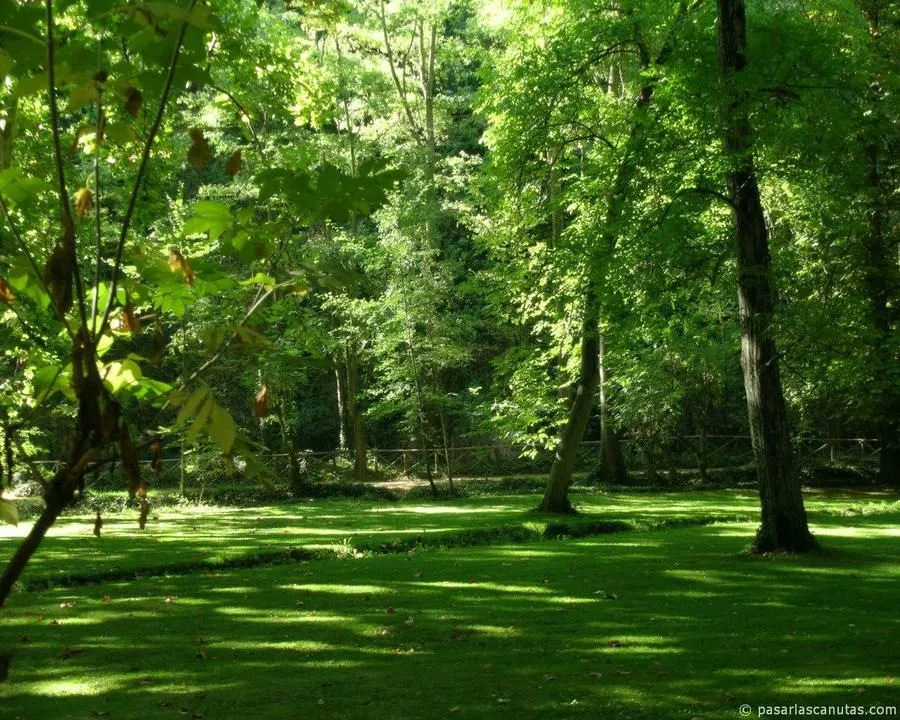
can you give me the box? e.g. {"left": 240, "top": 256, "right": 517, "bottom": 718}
{"left": 4, "top": 489, "right": 898, "bottom": 590}
{"left": 1, "top": 492, "right": 899, "bottom": 715}
{"left": 1, "top": 513, "right": 897, "bottom": 720}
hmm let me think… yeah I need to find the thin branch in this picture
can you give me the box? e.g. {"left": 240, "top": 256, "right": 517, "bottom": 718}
{"left": 209, "top": 84, "right": 264, "bottom": 154}
{"left": 90, "top": 48, "right": 104, "bottom": 333}
{"left": 0, "top": 193, "right": 75, "bottom": 337}
{"left": 379, "top": 0, "right": 425, "bottom": 145}
{"left": 0, "top": 26, "right": 43, "bottom": 46}
{"left": 45, "top": 0, "right": 89, "bottom": 330}
{"left": 99, "top": 0, "right": 199, "bottom": 338}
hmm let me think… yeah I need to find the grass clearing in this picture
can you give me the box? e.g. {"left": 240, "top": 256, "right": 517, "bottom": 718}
{"left": 2, "top": 488, "right": 897, "bottom": 587}
{"left": 0, "top": 489, "right": 898, "bottom": 719}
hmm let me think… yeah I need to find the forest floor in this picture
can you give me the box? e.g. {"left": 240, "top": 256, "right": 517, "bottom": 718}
{"left": 0, "top": 489, "right": 898, "bottom": 719}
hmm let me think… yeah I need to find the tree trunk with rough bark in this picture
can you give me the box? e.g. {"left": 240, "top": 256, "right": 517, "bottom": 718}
{"left": 597, "top": 334, "right": 627, "bottom": 484}
{"left": 539, "top": 288, "right": 600, "bottom": 513}
{"left": 537, "top": 6, "right": 695, "bottom": 512}
{"left": 717, "top": 0, "right": 816, "bottom": 552}
{"left": 335, "top": 363, "right": 349, "bottom": 452}
{"left": 345, "top": 350, "right": 368, "bottom": 479}
{"left": 857, "top": 2, "right": 899, "bottom": 486}
{"left": 438, "top": 405, "right": 454, "bottom": 490}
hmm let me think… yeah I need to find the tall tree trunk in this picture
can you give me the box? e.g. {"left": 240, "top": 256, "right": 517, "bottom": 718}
{"left": 597, "top": 333, "right": 627, "bottom": 484}
{"left": 858, "top": 3, "right": 899, "bottom": 485}
{"left": 863, "top": 142, "right": 900, "bottom": 485}
{"left": 335, "top": 363, "right": 349, "bottom": 452}
{"left": 0, "top": 97, "right": 15, "bottom": 170}
{"left": 717, "top": 0, "right": 816, "bottom": 552}
{"left": 438, "top": 405, "right": 454, "bottom": 490}
{"left": 1, "top": 415, "right": 13, "bottom": 491}
{"left": 536, "top": 5, "right": 697, "bottom": 512}
{"left": 345, "top": 349, "right": 368, "bottom": 479}
{"left": 420, "top": 20, "right": 438, "bottom": 250}
{"left": 539, "top": 288, "right": 600, "bottom": 513}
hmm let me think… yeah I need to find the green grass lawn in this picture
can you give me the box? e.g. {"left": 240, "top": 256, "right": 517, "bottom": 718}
{"left": 1, "top": 489, "right": 898, "bottom": 719}
{"left": 1, "top": 488, "right": 897, "bottom": 587}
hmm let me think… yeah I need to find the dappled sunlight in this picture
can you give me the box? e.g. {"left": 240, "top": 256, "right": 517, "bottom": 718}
{"left": 663, "top": 569, "right": 731, "bottom": 585}
{"left": 1, "top": 493, "right": 897, "bottom": 720}
{"left": 221, "top": 639, "right": 336, "bottom": 652}
{"left": 366, "top": 504, "right": 519, "bottom": 515}
{"left": 812, "top": 525, "right": 900, "bottom": 538}
{"left": 462, "top": 623, "right": 522, "bottom": 637}
{"left": 14, "top": 677, "right": 124, "bottom": 698}
{"left": 285, "top": 583, "right": 392, "bottom": 595}
{"left": 417, "top": 580, "right": 552, "bottom": 594}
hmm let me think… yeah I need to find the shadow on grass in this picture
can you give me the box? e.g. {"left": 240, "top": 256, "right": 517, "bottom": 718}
{"left": 1, "top": 521, "right": 898, "bottom": 720}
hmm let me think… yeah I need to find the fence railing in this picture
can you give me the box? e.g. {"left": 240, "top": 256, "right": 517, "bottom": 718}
{"left": 19, "top": 436, "right": 880, "bottom": 487}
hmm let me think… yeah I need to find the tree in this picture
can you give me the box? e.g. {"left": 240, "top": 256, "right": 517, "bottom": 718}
{"left": 716, "top": 0, "right": 816, "bottom": 552}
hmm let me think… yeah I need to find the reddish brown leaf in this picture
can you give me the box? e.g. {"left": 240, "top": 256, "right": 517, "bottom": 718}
{"left": 225, "top": 149, "right": 242, "bottom": 177}
{"left": 122, "top": 303, "right": 142, "bottom": 333}
{"left": 150, "top": 320, "right": 167, "bottom": 363}
{"left": 75, "top": 187, "right": 94, "bottom": 222}
{"left": 0, "top": 277, "right": 14, "bottom": 304}
{"left": 187, "top": 129, "right": 211, "bottom": 171}
{"left": 119, "top": 426, "right": 140, "bottom": 497}
{"left": 253, "top": 384, "right": 269, "bottom": 418}
{"left": 150, "top": 439, "right": 162, "bottom": 475}
{"left": 124, "top": 86, "right": 143, "bottom": 117}
{"left": 168, "top": 248, "right": 195, "bottom": 286}
{"left": 44, "top": 234, "right": 75, "bottom": 316}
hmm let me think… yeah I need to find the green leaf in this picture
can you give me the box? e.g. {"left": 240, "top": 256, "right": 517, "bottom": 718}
{"left": 14, "top": 73, "right": 46, "bottom": 99}
{"left": 103, "top": 359, "right": 142, "bottom": 393}
{"left": 0, "top": 49, "right": 13, "bottom": 77}
{"left": 0, "top": 498, "right": 18, "bottom": 526}
{"left": 185, "top": 398, "right": 212, "bottom": 445}
{"left": 131, "top": 377, "right": 172, "bottom": 402}
{"left": 104, "top": 122, "right": 138, "bottom": 146}
{"left": 67, "top": 81, "right": 99, "bottom": 111}
{"left": 143, "top": 2, "right": 215, "bottom": 29}
{"left": 239, "top": 272, "right": 276, "bottom": 289}
{"left": 184, "top": 200, "right": 232, "bottom": 240}
{"left": 0, "top": 167, "right": 47, "bottom": 206}
{"left": 96, "top": 332, "right": 115, "bottom": 358}
{"left": 208, "top": 404, "right": 236, "bottom": 454}
{"left": 32, "top": 364, "right": 72, "bottom": 402}
{"left": 176, "top": 386, "right": 210, "bottom": 426}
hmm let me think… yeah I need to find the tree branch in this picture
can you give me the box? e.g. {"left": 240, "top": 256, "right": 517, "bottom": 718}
{"left": 99, "top": 0, "right": 199, "bottom": 338}
{"left": 46, "top": 0, "right": 90, "bottom": 330}
{"left": 379, "top": 0, "right": 425, "bottom": 145}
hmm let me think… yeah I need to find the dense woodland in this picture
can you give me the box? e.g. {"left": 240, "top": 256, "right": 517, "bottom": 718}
{"left": 0, "top": 0, "right": 898, "bottom": 598}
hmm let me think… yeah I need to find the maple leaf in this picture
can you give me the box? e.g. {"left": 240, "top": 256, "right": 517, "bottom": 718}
{"left": 225, "top": 149, "right": 242, "bottom": 177}
{"left": 187, "top": 129, "right": 211, "bottom": 171}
